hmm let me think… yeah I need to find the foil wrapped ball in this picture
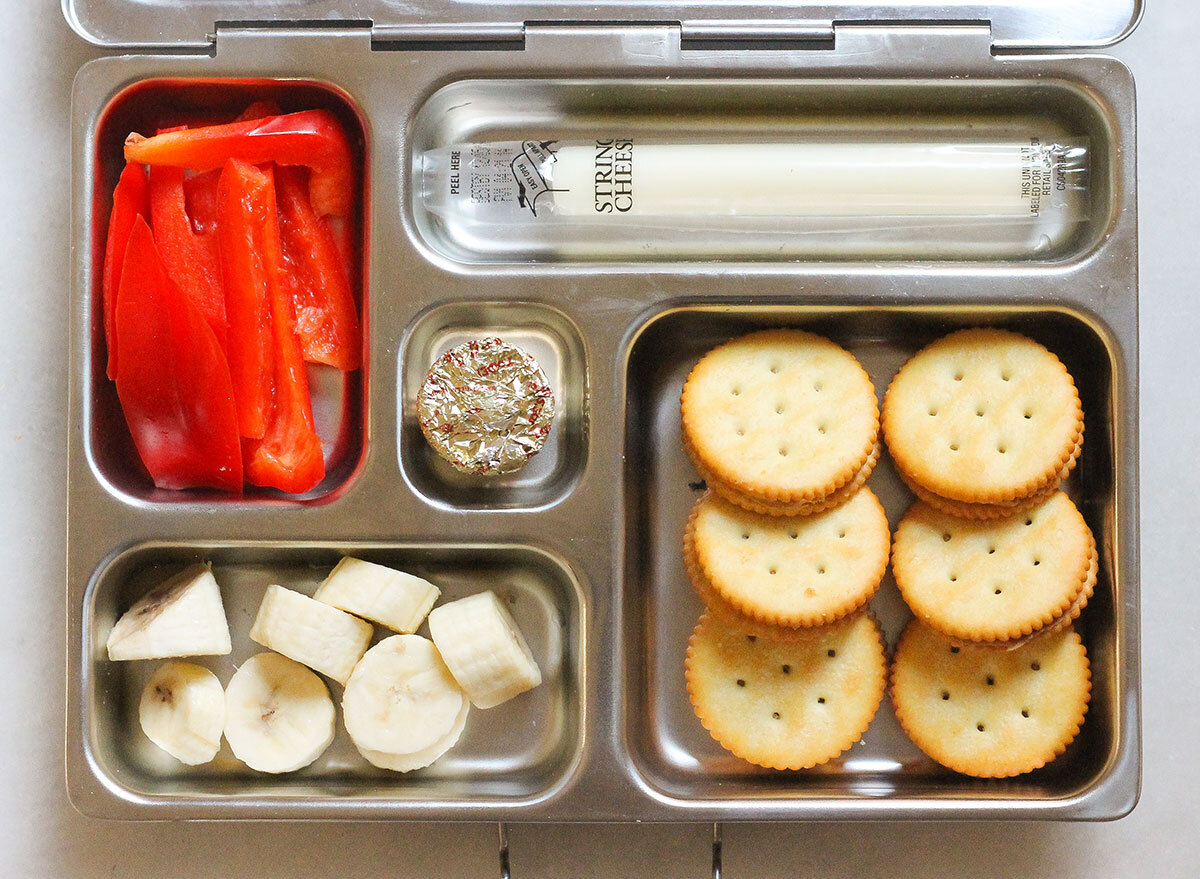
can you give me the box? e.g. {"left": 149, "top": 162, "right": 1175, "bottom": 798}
{"left": 417, "top": 338, "right": 555, "bottom": 475}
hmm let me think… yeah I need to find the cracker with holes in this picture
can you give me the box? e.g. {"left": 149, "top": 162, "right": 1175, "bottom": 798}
{"left": 686, "top": 488, "right": 890, "bottom": 628}
{"left": 890, "top": 620, "right": 1091, "bottom": 777}
{"left": 892, "top": 492, "right": 1097, "bottom": 644}
{"left": 685, "top": 611, "right": 886, "bottom": 770}
{"left": 882, "top": 328, "right": 1083, "bottom": 514}
{"left": 681, "top": 330, "right": 879, "bottom": 511}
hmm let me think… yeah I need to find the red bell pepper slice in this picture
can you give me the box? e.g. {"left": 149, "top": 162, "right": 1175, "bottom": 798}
{"left": 183, "top": 169, "right": 220, "bottom": 236}
{"left": 243, "top": 165, "right": 326, "bottom": 493}
{"left": 177, "top": 106, "right": 282, "bottom": 231}
{"left": 235, "top": 100, "right": 282, "bottom": 122}
{"left": 114, "top": 217, "right": 243, "bottom": 493}
{"left": 125, "top": 110, "right": 354, "bottom": 219}
{"left": 101, "top": 161, "right": 149, "bottom": 380}
{"left": 216, "top": 159, "right": 276, "bottom": 439}
{"left": 276, "top": 166, "right": 361, "bottom": 371}
{"left": 149, "top": 163, "right": 228, "bottom": 350}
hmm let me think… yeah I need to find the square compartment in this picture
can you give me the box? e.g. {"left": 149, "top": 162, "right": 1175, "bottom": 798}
{"left": 85, "top": 78, "right": 368, "bottom": 504}
{"left": 76, "top": 541, "right": 585, "bottom": 815}
{"left": 399, "top": 301, "right": 588, "bottom": 511}
{"left": 620, "top": 305, "right": 1133, "bottom": 813}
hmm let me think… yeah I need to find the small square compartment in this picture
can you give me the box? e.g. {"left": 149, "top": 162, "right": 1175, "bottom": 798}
{"left": 621, "top": 305, "right": 1131, "bottom": 812}
{"left": 85, "top": 78, "right": 368, "bottom": 504}
{"left": 400, "top": 301, "right": 588, "bottom": 511}
{"left": 77, "top": 541, "right": 585, "bottom": 814}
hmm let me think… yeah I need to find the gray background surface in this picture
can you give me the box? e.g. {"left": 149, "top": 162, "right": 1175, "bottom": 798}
{"left": 3, "top": 0, "right": 1196, "bottom": 875}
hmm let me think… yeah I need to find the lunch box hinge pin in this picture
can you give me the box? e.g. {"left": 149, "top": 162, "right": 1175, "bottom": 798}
{"left": 680, "top": 22, "right": 834, "bottom": 50}
{"left": 211, "top": 20, "right": 374, "bottom": 52}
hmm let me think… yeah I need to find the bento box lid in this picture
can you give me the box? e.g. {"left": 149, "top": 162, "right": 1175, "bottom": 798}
{"left": 64, "top": 0, "right": 1142, "bottom": 52}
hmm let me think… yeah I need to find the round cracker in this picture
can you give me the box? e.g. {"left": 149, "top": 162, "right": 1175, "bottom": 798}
{"left": 686, "top": 611, "right": 886, "bottom": 770}
{"left": 682, "top": 518, "right": 844, "bottom": 641}
{"left": 890, "top": 620, "right": 1090, "bottom": 777}
{"left": 946, "top": 537, "right": 1098, "bottom": 651}
{"left": 882, "top": 329, "right": 1083, "bottom": 504}
{"left": 690, "top": 488, "right": 889, "bottom": 627}
{"left": 682, "top": 330, "right": 879, "bottom": 503}
{"left": 892, "top": 492, "right": 1095, "bottom": 643}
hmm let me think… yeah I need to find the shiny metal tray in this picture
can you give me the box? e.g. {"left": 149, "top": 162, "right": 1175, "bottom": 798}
{"left": 66, "top": 24, "right": 1139, "bottom": 820}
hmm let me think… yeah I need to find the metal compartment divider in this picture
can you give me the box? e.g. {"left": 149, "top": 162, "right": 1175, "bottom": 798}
{"left": 67, "top": 22, "right": 1139, "bottom": 821}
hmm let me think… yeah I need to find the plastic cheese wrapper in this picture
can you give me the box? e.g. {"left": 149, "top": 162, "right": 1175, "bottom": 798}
{"left": 418, "top": 136, "right": 1090, "bottom": 261}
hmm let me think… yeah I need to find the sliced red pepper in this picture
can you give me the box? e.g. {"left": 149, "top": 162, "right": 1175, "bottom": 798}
{"left": 243, "top": 165, "right": 326, "bottom": 493}
{"left": 275, "top": 166, "right": 361, "bottom": 371}
{"left": 125, "top": 110, "right": 354, "bottom": 219}
{"left": 183, "top": 169, "right": 221, "bottom": 236}
{"left": 101, "top": 161, "right": 149, "bottom": 380}
{"left": 181, "top": 99, "right": 281, "bottom": 234}
{"left": 149, "top": 163, "right": 227, "bottom": 350}
{"left": 114, "top": 217, "right": 242, "bottom": 493}
{"left": 216, "top": 159, "right": 276, "bottom": 439}
{"left": 235, "top": 100, "right": 282, "bottom": 122}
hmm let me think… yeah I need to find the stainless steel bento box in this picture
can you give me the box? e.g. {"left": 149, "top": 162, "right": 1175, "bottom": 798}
{"left": 65, "top": 0, "right": 1141, "bottom": 821}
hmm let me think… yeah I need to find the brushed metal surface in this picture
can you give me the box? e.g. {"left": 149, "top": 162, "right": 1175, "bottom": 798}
{"left": 61, "top": 0, "right": 1143, "bottom": 51}
{"left": 66, "top": 24, "right": 1139, "bottom": 820}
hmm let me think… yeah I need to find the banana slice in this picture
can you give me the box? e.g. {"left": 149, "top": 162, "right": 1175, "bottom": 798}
{"left": 249, "top": 584, "right": 373, "bottom": 684}
{"left": 107, "top": 563, "right": 232, "bottom": 661}
{"left": 223, "top": 652, "right": 335, "bottom": 774}
{"left": 313, "top": 557, "right": 440, "bottom": 634}
{"left": 342, "top": 635, "right": 468, "bottom": 764}
{"left": 139, "top": 661, "right": 225, "bottom": 765}
{"left": 427, "top": 591, "right": 542, "bottom": 709}
{"left": 356, "top": 698, "right": 470, "bottom": 773}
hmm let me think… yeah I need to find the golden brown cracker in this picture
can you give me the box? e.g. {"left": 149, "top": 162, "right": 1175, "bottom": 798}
{"left": 690, "top": 488, "right": 889, "bottom": 627}
{"left": 882, "top": 329, "right": 1083, "bottom": 505}
{"left": 891, "top": 492, "right": 1095, "bottom": 643}
{"left": 686, "top": 611, "right": 887, "bottom": 770}
{"left": 682, "top": 330, "right": 878, "bottom": 504}
{"left": 890, "top": 620, "right": 1091, "bottom": 777}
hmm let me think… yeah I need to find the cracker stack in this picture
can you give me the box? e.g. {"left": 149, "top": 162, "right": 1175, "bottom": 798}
{"left": 684, "top": 488, "right": 890, "bottom": 635}
{"left": 881, "top": 328, "right": 1083, "bottom": 520}
{"left": 890, "top": 620, "right": 1091, "bottom": 777}
{"left": 679, "top": 330, "right": 890, "bottom": 770}
{"left": 891, "top": 491, "right": 1097, "bottom": 648}
{"left": 681, "top": 330, "right": 880, "bottom": 516}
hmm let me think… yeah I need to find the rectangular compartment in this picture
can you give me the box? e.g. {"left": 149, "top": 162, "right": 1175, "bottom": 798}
{"left": 621, "top": 306, "right": 1134, "bottom": 812}
{"left": 79, "top": 542, "right": 585, "bottom": 812}
{"left": 86, "top": 78, "right": 369, "bottom": 504}
{"left": 410, "top": 77, "right": 1116, "bottom": 265}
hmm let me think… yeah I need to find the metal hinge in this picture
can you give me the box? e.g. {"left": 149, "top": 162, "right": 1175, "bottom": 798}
{"left": 370, "top": 19, "right": 837, "bottom": 52}
{"left": 212, "top": 17, "right": 993, "bottom": 57}
{"left": 210, "top": 19, "right": 374, "bottom": 52}
{"left": 680, "top": 20, "right": 835, "bottom": 49}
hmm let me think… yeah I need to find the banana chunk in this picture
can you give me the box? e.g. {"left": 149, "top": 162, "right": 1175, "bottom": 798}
{"left": 357, "top": 698, "right": 469, "bottom": 773}
{"left": 427, "top": 591, "right": 542, "bottom": 709}
{"left": 224, "top": 652, "right": 335, "bottom": 774}
{"left": 139, "top": 661, "right": 225, "bottom": 765}
{"left": 342, "top": 635, "right": 468, "bottom": 770}
{"left": 107, "top": 563, "right": 232, "bottom": 661}
{"left": 249, "top": 584, "right": 373, "bottom": 684}
{"left": 313, "top": 557, "right": 440, "bottom": 634}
